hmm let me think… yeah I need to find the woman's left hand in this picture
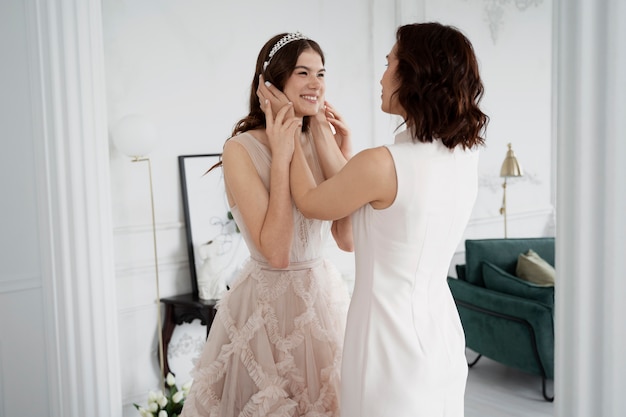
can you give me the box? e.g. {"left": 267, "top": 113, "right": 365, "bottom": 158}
{"left": 323, "top": 101, "right": 352, "bottom": 159}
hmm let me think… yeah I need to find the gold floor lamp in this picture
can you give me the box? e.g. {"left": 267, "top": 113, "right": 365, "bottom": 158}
{"left": 499, "top": 143, "right": 523, "bottom": 238}
{"left": 111, "top": 114, "right": 165, "bottom": 392}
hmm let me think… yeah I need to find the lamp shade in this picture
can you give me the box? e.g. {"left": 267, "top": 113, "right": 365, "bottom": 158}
{"left": 111, "top": 114, "right": 158, "bottom": 158}
{"left": 500, "top": 143, "right": 523, "bottom": 178}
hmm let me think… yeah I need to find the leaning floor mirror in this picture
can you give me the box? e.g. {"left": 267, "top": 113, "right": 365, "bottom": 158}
{"left": 178, "top": 154, "right": 249, "bottom": 300}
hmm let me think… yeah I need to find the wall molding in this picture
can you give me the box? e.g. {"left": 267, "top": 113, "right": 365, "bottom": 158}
{"left": 114, "top": 257, "right": 188, "bottom": 277}
{"left": 118, "top": 303, "right": 158, "bottom": 317}
{"left": 0, "top": 277, "right": 41, "bottom": 294}
{"left": 113, "top": 221, "right": 184, "bottom": 236}
{"left": 473, "top": 0, "right": 545, "bottom": 43}
{"left": 467, "top": 206, "right": 554, "bottom": 227}
{"left": 478, "top": 170, "right": 544, "bottom": 193}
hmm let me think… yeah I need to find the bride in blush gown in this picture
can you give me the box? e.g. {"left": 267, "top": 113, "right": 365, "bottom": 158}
{"left": 180, "top": 31, "right": 352, "bottom": 417}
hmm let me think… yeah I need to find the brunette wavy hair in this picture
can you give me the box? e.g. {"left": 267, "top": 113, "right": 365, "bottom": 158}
{"left": 231, "top": 33, "right": 325, "bottom": 137}
{"left": 393, "top": 22, "right": 488, "bottom": 149}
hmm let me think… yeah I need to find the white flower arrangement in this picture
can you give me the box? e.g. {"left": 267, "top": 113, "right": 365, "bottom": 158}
{"left": 134, "top": 373, "right": 193, "bottom": 417}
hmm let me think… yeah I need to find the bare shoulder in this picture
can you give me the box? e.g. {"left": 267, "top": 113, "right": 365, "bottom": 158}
{"left": 222, "top": 136, "right": 245, "bottom": 155}
{"left": 349, "top": 146, "right": 395, "bottom": 172}
{"left": 222, "top": 137, "right": 255, "bottom": 174}
{"left": 343, "top": 146, "right": 396, "bottom": 208}
{"left": 363, "top": 145, "right": 393, "bottom": 160}
{"left": 222, "top": 129, "right": 266, "bottom": 157}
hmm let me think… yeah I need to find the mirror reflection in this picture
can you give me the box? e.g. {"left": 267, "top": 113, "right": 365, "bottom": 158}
{"left": 103, "top": 1, "right": 554, "bottom": 416}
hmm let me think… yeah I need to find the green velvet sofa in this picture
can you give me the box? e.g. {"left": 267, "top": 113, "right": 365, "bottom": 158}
{"left": 447, "top": 238, "right": 555, "bottom": 401}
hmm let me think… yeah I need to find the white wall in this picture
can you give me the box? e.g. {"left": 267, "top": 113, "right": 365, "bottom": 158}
{"left": 100, "top": 0, "right": 555, "bottom": 413}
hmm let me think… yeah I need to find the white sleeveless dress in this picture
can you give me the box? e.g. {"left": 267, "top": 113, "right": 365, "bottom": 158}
{"left": 181, "top": 132, "right": 349, "bottom": 417}
{"left": 340, "top": 130, "right": 479, "bottom": 417}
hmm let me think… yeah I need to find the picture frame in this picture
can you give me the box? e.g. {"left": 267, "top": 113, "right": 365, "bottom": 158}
{"left": 178, "top": 154, "right": 249, "bottom": 297}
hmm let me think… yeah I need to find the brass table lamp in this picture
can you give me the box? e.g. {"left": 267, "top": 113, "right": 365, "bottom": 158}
{"left": 499, "top": 143, "right": 523, "bottom": 238}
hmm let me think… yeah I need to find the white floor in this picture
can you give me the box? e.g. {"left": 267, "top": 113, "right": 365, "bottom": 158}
{"left": 464, "top": 349, "right": 554, "bottom": 417}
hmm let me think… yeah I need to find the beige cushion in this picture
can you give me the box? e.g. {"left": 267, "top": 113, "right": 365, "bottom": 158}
{"left": 516, "top": 249, "right": 556, "bottom": 286}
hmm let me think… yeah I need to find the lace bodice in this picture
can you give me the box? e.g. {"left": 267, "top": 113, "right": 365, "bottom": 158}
{"left": 228, "top": 132, "right": 331, "bottom": 264}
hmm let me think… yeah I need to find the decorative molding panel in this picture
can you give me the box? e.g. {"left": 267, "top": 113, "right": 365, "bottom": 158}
{"left": 0, "top": 277, "right": 41, "bottom": 294}
{"left": 114, "top": 257, "right": 188, "bottom": 277}
{"left": 112, "top": 221, "right": 185, "bottom": 236}
{"left": 478, "top": 170, "right": 543, "bottom": 193}
{"left": 467, "top": 0, "right": 545, "bottom": 42}
{"left": 118, "top": 303, "right": 158, "bottom": 317}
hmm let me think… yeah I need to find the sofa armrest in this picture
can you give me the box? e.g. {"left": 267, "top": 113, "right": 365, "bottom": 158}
{"left": 447, "top": 277, "right": 554, "bottom": 378}
{"left": 448, "top": 277, "right": 553, "bottom": 319}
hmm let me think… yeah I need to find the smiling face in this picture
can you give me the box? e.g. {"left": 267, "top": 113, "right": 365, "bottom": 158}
{"left": 282, "top": 49, "right": 326, "bottom": 117}
{"left": 380, "top": 43, "right": 404, "bottom": 117}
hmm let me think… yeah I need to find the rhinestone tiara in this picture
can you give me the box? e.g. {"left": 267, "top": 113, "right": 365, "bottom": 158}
{"left": 263, "top": 31, "right": 308, "bottom": 70}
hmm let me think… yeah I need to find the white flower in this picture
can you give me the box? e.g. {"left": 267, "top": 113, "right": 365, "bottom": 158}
{"left": 182, "top": 379, "right": 193, "bottom": 393}
{"left": 158, "top": 411, "right": 168, "bottom": 417}
{"left": 166, "top": 372, "right": 176, "bottom": 387}
{"left": 148, "top": 402, "right": 159, "bottom": 413}
{"left": 158, "top": 395, "right": 168, "bottom": 408}
{"left": 136, "top": 407, "right": 150, "bottom": 417}
{"left": 148, "top": 390, "right": 158, "bottom": 402}
{"left": 172, "top": 390, "right": 184, "bottom": 404}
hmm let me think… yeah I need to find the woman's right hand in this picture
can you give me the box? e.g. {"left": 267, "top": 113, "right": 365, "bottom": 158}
{"left": 258, "top": 75, "right": 294, "bottom": 120}
{"left": 262, "top": 99, "right": 302, "bottom": 165}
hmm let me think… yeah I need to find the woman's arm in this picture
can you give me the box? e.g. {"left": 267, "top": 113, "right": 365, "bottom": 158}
{"left": 309, "top": 103, "right": 351, "bottom": 172}
{"left": 290, "top": 136, "right": 398, "bottom": 221}
{"left": 222, "top": 140, "right": 292, "bottom": 268}
{"left": 259, "top": 78, "right": 355, "bottom": 251}
{"left": 308, "top": 103, "right": 354, "bottom": 251}
{"left": 223, "top": 105, "right": 301, "bottom": 268}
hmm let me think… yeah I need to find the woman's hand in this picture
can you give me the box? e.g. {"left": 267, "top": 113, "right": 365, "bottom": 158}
{"left": 262, "top": 99, "right": 302, "bottom": 165}
{"left": 323, "top": 101, "right": 352, "bottom": 159}
{"left": 258, "top": 75, "right": 294, "bottom": 119}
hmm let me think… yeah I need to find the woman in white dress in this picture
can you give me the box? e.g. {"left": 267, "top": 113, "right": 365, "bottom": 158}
{"left": 263, "top": 22, "right": 489, "bottom": 416}
{"left": 180, "top": 32, "right": 352, "bottom": 417}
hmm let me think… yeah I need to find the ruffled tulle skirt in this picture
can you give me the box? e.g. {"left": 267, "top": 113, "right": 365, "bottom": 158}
{"left": 180, "top": 258, "right": 349, "bottom": 417}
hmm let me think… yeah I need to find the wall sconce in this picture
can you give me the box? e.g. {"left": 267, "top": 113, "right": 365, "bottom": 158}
{"left": 499, "top": 143, "right": 523, "bottom": 238}
{"left": 110, "top": 114, "right": 165, "bottom": 391}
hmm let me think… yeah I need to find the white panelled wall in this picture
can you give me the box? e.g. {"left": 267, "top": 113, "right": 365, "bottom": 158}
{"left": 2, "top": 0, "right": 625, "bottom": 415}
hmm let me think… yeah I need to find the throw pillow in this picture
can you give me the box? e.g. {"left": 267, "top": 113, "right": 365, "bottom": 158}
{"left": 482, "top": 261, "right": 554, "bottom": 307}
{"left": 516, "top": 249, "right": 556, "bottom": 286}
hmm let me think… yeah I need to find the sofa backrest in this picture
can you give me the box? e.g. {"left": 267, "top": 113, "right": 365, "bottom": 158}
{"left": 464, "top": 238, "right": 555, "bottom": 287}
